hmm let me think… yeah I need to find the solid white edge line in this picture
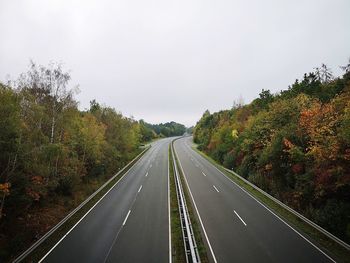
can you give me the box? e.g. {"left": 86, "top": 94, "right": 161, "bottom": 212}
{"left": 122, "top": 210, "right": 131, "bottom": 226}
{"left": 138, "top": 185, "right": 143, "bottom": 193}
{"left": 186, "top": 139, "right": 336, "bottom": 263}
{"left": 213, "top": 185, "right": 220, "bottom": 193}
{"left": 168, "top": 144, "right": 172, "bottom": 263}
{"left": 234, "top": 210, "right": 247, "bottom": 226}
{"left": 38, "top": 150, "right": 147, "bottom": 263}
{"left": 173, "top": 142, "right": 218, "bottom": 263}
{"left": 202, "top": 172, "right": 207, "bottom": 177}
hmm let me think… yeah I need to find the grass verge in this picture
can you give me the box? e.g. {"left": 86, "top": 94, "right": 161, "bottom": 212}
{"left": 168, "top": 145, "right": 186, "bottom": 263}
{"left": 193, "top": 146, "right": 350, "bottom": 263}
{"left": 172, "top": 141, "right": 209, "bottom": 263}
{"left": 16, "top": 147, "right": 150, "bottom": 263}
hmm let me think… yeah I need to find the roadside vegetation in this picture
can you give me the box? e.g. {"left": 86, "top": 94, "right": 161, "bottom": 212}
{"left": 193, "top": 60, "right": 350, "bottom": 246}
{"left": 0, "top": 61, "right": 185, "bottom": 262}
{"left": 20, "top": 148, "right": 149, "bottom": 262}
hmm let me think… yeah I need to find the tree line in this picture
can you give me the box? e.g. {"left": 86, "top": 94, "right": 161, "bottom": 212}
{"left": 194, "top": 61, "right": 350, "bottom": 243}
{"left": 0, "top": 61, "right": 185, "bottom": 261}
{"left": 139, "top": 120, "right": 186, "bottom": 141}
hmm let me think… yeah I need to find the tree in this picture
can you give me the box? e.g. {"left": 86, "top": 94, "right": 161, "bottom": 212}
{"left": 252, "top": 89, "right": 274, "bottom": 110}
{"left": 0, "top": 84, "right": 21, "bottom": 219}
{"left": 314, "top": 64, "right": 334, "bottom": 83}
{"left": 0, "top": 61, "right": 168, "bottom": 261}
{"left": 193, "top": 63, "right": 350, "bottom": 242}
{"left": 16, "top": 61, "right": 77, "bottom": 144}
{"left": 340, "top": 58, "right": 350, "bottom": 73}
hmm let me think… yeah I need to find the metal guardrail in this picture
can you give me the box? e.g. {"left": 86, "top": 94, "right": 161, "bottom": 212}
{"left": 222, "top": 167, "right": 350, "bottom": 251}
{"left": 171, "top": 141, "right": 200, "bottom": 263}
{"left": 13, "top": 146, "right": 150, "bottom": 263}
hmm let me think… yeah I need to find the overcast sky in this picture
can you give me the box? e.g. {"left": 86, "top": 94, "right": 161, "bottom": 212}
{"left": 1, "top": 0, "right": 349, "bottom": 126}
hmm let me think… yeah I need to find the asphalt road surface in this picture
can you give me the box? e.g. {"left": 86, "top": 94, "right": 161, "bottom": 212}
{"left": 174, "top": 136, "right": 335, "bottom": 263}
{"left": 41, "top": 138, "right": 172, "bottom": 263}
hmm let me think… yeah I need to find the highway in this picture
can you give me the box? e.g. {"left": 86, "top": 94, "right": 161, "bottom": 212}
{"left": 40, "top": 138, "right": 172, "bottom": 263}
{"left": 174, "top": 136, "right": 335, "bottom": 263}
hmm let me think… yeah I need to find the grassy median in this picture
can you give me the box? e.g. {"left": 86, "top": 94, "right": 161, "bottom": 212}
{"left": 172, "top": 141, "right": 209, "bottom": 263}
{"left": 168, "top": 145, "right": 186, "bottom": 262}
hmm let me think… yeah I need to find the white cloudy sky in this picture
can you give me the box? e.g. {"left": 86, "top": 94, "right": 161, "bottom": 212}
{"left": 0, "top": 0, "right": 349, "bottom": 126}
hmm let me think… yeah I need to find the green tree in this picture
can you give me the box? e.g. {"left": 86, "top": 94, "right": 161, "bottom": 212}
{"left": 0, "top": 84, "right": 21, "bottom": 219}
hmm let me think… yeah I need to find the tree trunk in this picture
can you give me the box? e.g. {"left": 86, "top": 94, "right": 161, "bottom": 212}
{"left": 50, "top": 114, "right": 55, "bottom": 144}
{"left": 54, "top": 155, "right": 59, "bottom": 177}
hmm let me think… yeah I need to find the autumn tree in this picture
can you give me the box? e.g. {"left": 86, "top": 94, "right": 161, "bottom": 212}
{"left": 194, "top": 63, "right": 350, "bottom": 242}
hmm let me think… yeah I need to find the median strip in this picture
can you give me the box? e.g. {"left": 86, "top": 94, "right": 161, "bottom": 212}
{"left": 173, "top": 139, "right": 212, "bottom": 263}
{"left": 168, "top": 144, "right": 186, "bottom": 262}
{"left": 171, "top": 141, "right": 200, "bottom": 263}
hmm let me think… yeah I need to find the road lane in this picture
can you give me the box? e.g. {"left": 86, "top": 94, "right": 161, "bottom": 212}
{"left": 105, "top": 137, "right": 170, "bottom": 262}
{"left": 41, "top": 138, "right": 172, "bottom": 263}
{"left": 174, "top": 136, "right": 334, "bottom": 263}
